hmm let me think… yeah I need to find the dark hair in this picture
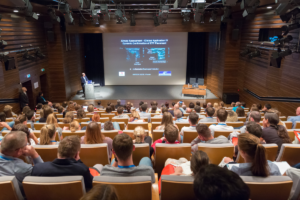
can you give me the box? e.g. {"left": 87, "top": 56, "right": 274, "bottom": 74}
{"left": 117, "top": 107, "right": 124, "bottom": 114}
{"left": 15, "top": 115, "right": 27, "bottom": 125}
{"left": 161, "top": 107, "right": 168, "bottom": 114}
{"left": 58, "top": 106, "right": 64, "bottom": 113}
{"left": 236, "top": 107, "right": 245, "bottom": 117}
{"left": 80, "top": 184, "right": 118, "bottom": 200}
{"left": 206, "top": 107, "right": 215, "bottom": 117}
{"left": 139, "top": 101, "right": 144, "bottom": 106}
{"left": 0, "top": 112, "right": 6, "bottom": 122}
{"left": 125, "top": 105, "right": 131, "bottom": 113}
{"left": 58, "top": 135, "right": 81, "bottom": 158}
{"left": 190, "top": 150, "right": 209, "bottom": 175}
{"left": 77, "top": 109, "right": 86, "bottom": 119}
{"left": 249, "top": 111, "right": 261, "bottom": 122}
{"left": 257, "top": 103, "right": 262, "bottom": 110}
{"left": 12, "top": 124, "right": 31, "bottom": 145}
{"left": 194, "top": 106, "right": 201, "bottom": 113}
{"left": 75, "top": 104, "right": 82, "bottom": 111}
{"left": 38, "top": 92, "right": 43, "bottom": 96}
{"left": 203, "top": 103, "right": 207, "bottom": 109}
{"left": 196, "top": 101, "right": 200, "bottom": 106}
{"left": 98, "top": 101, "right": 101, "bottom": 105}
{"left": 172, "top": 102, "right": 176, "bottom": 107}
{"left": 264, "top": 103, "right": 271, "bottom": 110}
{"left": 22, "top": 106, "right": 31, "bottom": 114}
{"left": 43, "top": 105, "right": 53, "bottom": 119}
{"left": 189, "top": 102, "right": 195, "bottom": 109}
{"left": 151, "top": 106, "right": 157, "bottom": 113}
{"left": 25, "top": 110, "right": 34, "bottom": 121}
{"left": 196, "top": 124, "right": 211, "bottom": 138}
{"left": 189, "top": 112, "right": 199, "bottom": 125}
{"left": 62, "top": 101, "right": 68, "bottom": 108}
{"left": 246, "top": 121, "right": 262, "bottom": 138}
{"left": 194, "top": 164, "right": 250, "bottom": 200}
{"left": 36, "top": 103, "right": 43, "bottom": 110}
{"left": 141, "top": 104, "right": 147, "bottom": 112}
{"left": 110, "top": 104, "right": 115, "bottom": 111}
{"left": 113, "top": 134, "right": 133, "bottom": 161}
{"left": 106, "top": 106, "right": 112, "bottom": 113}
{"left": 241, "top": 102, "right": 246, "bottom": 107}
{"left": 165, "top": 102, "right": 169, "bottom": 109}
{"left": 104, "top": 121, "right": 114, "bottom": 130}
{"left": 164, "top": 124, "right": 178, "bottom": 143}
{"left": 217, "top": 108, "right": 228, "bottom": 122}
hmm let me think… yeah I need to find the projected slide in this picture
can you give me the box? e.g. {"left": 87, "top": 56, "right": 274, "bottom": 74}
{"left": 103, "top": 33, "right": 188, "bottom": 85}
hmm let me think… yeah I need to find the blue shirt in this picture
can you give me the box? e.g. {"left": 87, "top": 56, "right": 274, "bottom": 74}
{"left": 287, "top": 116, "right": 300, "bottom": 129}
{"left": 232, "top": 106, "right": 245, "bottom": 112}
{"left": 1, "top": 121, "right": 15, "bottom": 131}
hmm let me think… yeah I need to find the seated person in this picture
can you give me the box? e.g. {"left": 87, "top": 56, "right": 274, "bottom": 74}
{"left": 152, "top": 124, "right": 181, "bottom": 153}
{"left": 77, "top": 108, "right": 86, "bottom": 119}
{"left": 80, "top": 184, "right": 118, "bottom": 200}
{"left": 31, "top": 136, "right": 93, "bottom": 191}
{"left": 129, "top": 110, "right": 145, "bottom": 122}
{"left": 81, "top": 122, "right": 113, "bottom": 159}
{"left": 63, "top": 111, "right": 75, "bottom": 124}
{"left": 262, "top": 103, "right": 272, "bottom": 113}
{"left": 103, "top": 121, "right": 120, "bottom": 131}
{"left": 46, "top": 114, "right": 63, "bottom": 141}
{"left": 232, "top": 102, "right": 245, "bottom": 112}
{"left": 25, "top": 110, "right": 35, "bottom": 130}
{"left": 14, "top": 115, "right": 28, "bottom": 126}
{"left": 133, "top": 126, "right": 153, "bottom": 156}
{"left": 194, "top": 164, "right": 250, "bottom": 200}
{"left": 156, "top": 112, "right": 179, "bottom": 130}
{"left": 3, "top": 105, "right": 14, "bottom": 118}
{"left": 199, "top": 107, "right": 217, "bottom": 123}
{"left": 153, "top": 107, "right": 168, "bottom": 118}
{"left": 39, "top": 124, "right": 59, "bottom": 145}
{"left": 113, "top": 107, "right": 130, "bottom": 119}
{"left": 0, "top": 112, "right": 14, "bottom": 132}
{"left": 240, "top": 111, "right": 262, "bottom": 133}
{"left": 36, "top": 92, "right": 50, "bottom": 105}
{"left": 226, "top": 111, "right": 238, "bottom": 122}
{"left": 174, "top": 109, "right": 188, "bottom": 123}
{"left": 194, "top": 106, "right": 206, "bottom": 119}
{"left": 209, "top": 108, "right": 234, "bottom": 136}
{"left": 287, "top": 107, "right": 300, "bottom": 129}
{"left": 191, "top": 124, "right": 229, "bottom": 152}
{"left": 100, "top": 134, "right": 155, "bottom": 183}
{"left": 57, "top": 106, "right": 64, "bottom": 114}
{"left": 70, "top": 121, "right": 81, "bottom": 132}
{"left": 38, "top": 105, "right": 53, "bottom": 123}
{"left": 95, "top": 101, "right": 104, "bottom": 109}
{"left": 106, "top": 106, "right": 113, "bottom": 114}
{"left": 224, "top": 133, "right": 281, "bottom": 176}
{"left": 139, "top": 104, "right": 151, "bottom": 123}
{"left": 87, "top": 105, "right": 94, "bottom": 114}
{"left": 0, "top": 131, "right": 43, "bottom": 195}
{"left": 12, "top": 124, "right": 39, "bottom": 145}
{"left": 236, "top": 107, "right": 245, "bottom": 117}
{"left": 180, "top": 112, "right": 198, "bottom": 142}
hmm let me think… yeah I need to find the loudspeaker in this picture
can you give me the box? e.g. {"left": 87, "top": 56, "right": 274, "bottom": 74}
{"left": 232, "top": 29, "right": 239, "bottom": 40}
{"left": 47, "top": 31, "right": 55, "bottom": 42}
{"left": 222, "top": 93, "right": 239, "bottom": 104}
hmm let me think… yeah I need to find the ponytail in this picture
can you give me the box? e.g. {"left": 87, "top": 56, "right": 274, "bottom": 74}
{"left": 15, "top": 115, "right": 27, "bottom": 125}
{"left": 251, "top": 144, "right": 269, "bottom": 177}
{"left": 277, "top": 125, "right": 291, "bottom": 143}
{"left": 40, "top": 124, "right": 56, "bottom": 145}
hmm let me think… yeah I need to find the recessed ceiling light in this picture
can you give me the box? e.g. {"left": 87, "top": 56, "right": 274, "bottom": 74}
{"left": 267, "top": 6, "right": 272, "bottom": 9}
{"left": 37, "top": 13, "right": 40, "bottom": 15}
{"left": 13, "top": 10, "right": 19, "bottom": 12}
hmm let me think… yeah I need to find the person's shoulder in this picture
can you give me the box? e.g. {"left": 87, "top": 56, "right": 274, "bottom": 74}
{"left": 104, "top": 137, "right": 113, "bottom": 142}
{"left": 267, "top": 161, "right": 281, "bottom": 175}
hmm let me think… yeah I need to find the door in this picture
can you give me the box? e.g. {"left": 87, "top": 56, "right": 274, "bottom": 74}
{"left": 22, "top": 80, "right": 34, "bottom": 109}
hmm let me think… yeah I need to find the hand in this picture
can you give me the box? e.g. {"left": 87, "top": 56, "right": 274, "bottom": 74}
{"left": 160, "top": 137, "right": 166, "bottom": 141}
{"left": 133, "top": 139, "right": 136, "bottom": 143}
{"left": 0, "top": 122, "right": 8, "bottom": 127}
{"left": 22, "top": 145, "right": 39, "bottom": 159}
{"left": 223, "top": 157, "right": 233, "bottom": 164}
{"left": 174, "top": 166, "right": 183, "bottom": 175}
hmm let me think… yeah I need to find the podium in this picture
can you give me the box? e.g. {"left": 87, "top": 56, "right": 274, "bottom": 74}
{"left": 85, "top": 83, "right": 95, "bottom": 99}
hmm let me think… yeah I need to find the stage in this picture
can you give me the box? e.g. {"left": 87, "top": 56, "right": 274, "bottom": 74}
{"left": 71, "top": 85, "right": 218, "bottom": 100}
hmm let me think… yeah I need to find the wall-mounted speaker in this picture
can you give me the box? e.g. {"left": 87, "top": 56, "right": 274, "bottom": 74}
{"left": 222, "top": 93, "right": 239, "bottom": 104}
{"left": 232, "top": 29, "right": 239, "bottom": 40}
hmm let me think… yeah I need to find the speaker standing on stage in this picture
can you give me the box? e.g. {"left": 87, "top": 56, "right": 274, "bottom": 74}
{"left": 81, "top": 73, "right": 89, "bottom": 97}
{"left": 19, "top": 87, "right": 29, "bottom": 110}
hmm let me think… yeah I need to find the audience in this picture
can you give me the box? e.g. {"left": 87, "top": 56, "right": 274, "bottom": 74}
{"left": 139, "top": 104, "right": 151, "bottom": 123}
{"left": 149, "top": 101, "right": 160, "bottom": 112}
{"left": 113, "top": 107, "right": 130, "bottom": 119}
{"left": 31, "top": 136, "right": 93, "bottom": 191}
{"left": 288, "top": 107, "right": 300, "bottom": 128}
{"left": 75, "top": 104, "right": 82, "bottom": 111}
{"left": 12, "top": 124, "right": 38, "bottom": 145}
{"left": 198, "top": 107, "right": 217, "bottom": 122}
{"left": 180, "top": 112, "right": 198, "bottom": 142}
{"left": 3, "top": 105, "right": 14, "bottom": 118}
{"left": 25, "top": 110, "right": 35, "bottom": 130}
{"left": 152, "top": 124, "right": 181, "bottom": 151}
{"left": 46, "top": 114, "right": 63, "bottom": 140}
{"left": 77, "top": 108, "right": 87, "bottom": 119}
{"left": 38, "top": 105, "right": 53, "bottom": 123}
{"left": 133, "top": 126, "right": 153, "bottom": 156}
{"left": 87, "top": 105, "right": 94, "bottom": 114}
{"left": 174, "top": 109, "right": 187, "bottom": 122}
{"left": 115, "top": 99, "right": 122, "bottom": 109}
{"left": 129, "top": 110, "right": 144, "bottom": 122}
{"left": 70, "top": 121, "right": 81, "bottom": 132}
{"left": 191, "top": 124, "right": 229, "bottom": 152}
{"left": 22, "top": 106, "right": 31, "bottom": 115}
{"left": 95, "top": 101, "right": 104, "bottom": 109}
{"left": 226, "top": 110, "right": 238, "bottom": 122}
{"left": 40, "top": 124, "right": 58, "bottom": 145}
{"left": 231, "top": 102, "right": 236, "bottom": 107}
{"left": 63, "top": 111, "right": 74, "bottom": 124}
{"left": 106, "top": 106, "right": 113, "bottom": 114}
{"left": 0, "top": 112, "right": 14, "bottom": 131}
{"left": 80, "top": 184, "right": 118, "bottom": 200}
{"left": 208, "top": 108, "right": 234, "bottom": 136}
{"left": 153, "top": 107, "right": 168, "bottom": 118}
{"left": 232, "top": 102, "right": 244, "bottom": 112}
{"left": 236, "top": 106, "right": 245, "bottom": 117}
{"left": 194, "top": 106, "right": 205, "bottom": 118}
{"left": 240, "top": 111, "right": 262, "bottom": 133}
{"left": 155, "top": 112, "right": 176, "bottom": 130}
{"left": 262, "top": 103, "right": 272, "bottom": 113}
{"left": 189, "top": 102, "right": 195, "bottom": 109}
{"left": 100, "top": 134, "right": 155, "bottom": 183}
{"left": 14, "top": 115, "right": 28, "bottom": 126}
{"left": 193, "top": 164, "right": 250, "bottom": 200}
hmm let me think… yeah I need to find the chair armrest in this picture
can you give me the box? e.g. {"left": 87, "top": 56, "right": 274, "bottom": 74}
{"left": 152, "top": 173, "right": 159, "bottom": 200}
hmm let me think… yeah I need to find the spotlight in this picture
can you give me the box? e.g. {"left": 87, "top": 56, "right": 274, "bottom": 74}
{"left": 248, "top": 49, "right": 261, "bottom": 59}
{"left": 182, "top": 9, "right": 191, "bottom": 23}
{"left": 159, "top": 5, "right": 169, "bottom": 24}
{"left": 59, "top": 3, "right": 74, "bottom": 25}
{"left": 209, "top": 10, "right": 218, "bottom": 22}
{"left": 130, "top": 13, "right": 136, "bottom": 26}
{"left": 100, "top": 4, "right": 110, "bottom": 21}
{"left": 221, "top": 6, "right": 232, "bottom": 22}
{"left": 267, "top": 6, "right": 272, "bottom": 9}
{"left": 0, "top": 40, "right": 8, "bottom": 49}
{"left": 272, "top": 49, "right": 292, "bottom": 59}
{"left": 48, "top": 8, "right": 60, "bottom": 23}
{"left": 13, "top": 10, "right": 19, "bottom": 13}
{"left": 240, "top": 47, "right": 252, "bottom": 56}
{"left": 115, "top": 9, "right": 127, "bottom": 24}
{"left": 275, "top": 35, "right": 293, "bottom": 46}
{"left": 174, "top": 0, "right": 189, "bottom": 8}
{"left": 153, "top": 15, "right": 160, "bottom": 26}
{"left": 241, "top": 0, "right": 260, "bottom": 19}
{"left": 280, "top": 7, "right": 300, "bottom": 22}
{"left": 23, "top": 50, "right": 35, "bottom": 61}
{"left": 222, "top": 0, "right": 237, "bottom": 6}
{"left": 91, "top": 9, "right": 100, "bottom": 26}
{"left": 35, "top": 48, "right": 45, "bottom": 59}
{"left": 194, "top": 3, "right": 205, "bottom": 24}
{"left": 281, "top": 21, "right": 300, "bottom": 35}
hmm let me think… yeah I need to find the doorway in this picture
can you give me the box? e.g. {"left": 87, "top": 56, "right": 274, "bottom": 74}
{"left": 22, "top": 80, "right": 34, "bottom": 109}
{"left": 40, "top": 74, "right": 49, "bottom": 101}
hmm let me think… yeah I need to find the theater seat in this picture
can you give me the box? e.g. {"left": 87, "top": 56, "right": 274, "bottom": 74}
{"left": 295, "top": 121, "right": 300, "bottom": 129}
{"left": 151, "top": 118, "right": 162, "bottom": 123}
{"left": 276, "top": 144, "right": 300, "bottom": 166}
{"left": 241, "top": 176, "right": 293, "bottom": 200}
{"left": 182, "top": 130, "right": 198, "bottom": 143}
{"left": 0, "top": 176, "right": 24, "bottom": 200}
{"left": 34, "top": 123, "right": 47, "bottom": 130}
{"left": 101, "top": 114, "right": 115, "bottom": 120}
{"left": 214, "top": 130, "right": 240, "bottom": 138}
{"left": 133, "top": 143, "right": 150, "bottom": 166}
{"left": 238, "top": 117, "right": 246, "bottom": 122}
{"left": 75, "top": 118, "right": 90, "bottom": 123}
{"left": 226, "top": 122, "right": 244, "bottom": 128}
{"left": 33, "top": 145, "right": 58, "bottom": 162}
{"left": 123, "top": 130, "right": 149, "bottom": 139}
{"left": 161, "top": 175, "right": 196, "bottom": 200}
{"left": 236, "top": 144, "right": 278, "bottom": 163}
{"left": 23, "top": 176, "right": 86, "bottom": 200}
{"left": 101, "top": 130, "right": 119, "bottom": 140}
{"left": 62, "top": 130, "right": 86, "bottom": 139}
{"left": 198, "top": 122, "right": 217, "bottom": 126}
{"left": 80, "top": 144, "right": 110, "bottom": 167}
{"left": 197, "top": 143, "right": 234, "bottom": 165}
{"left": 99, "top": 117, "right": 110, "bottom": 123}
{"left": 155, "top": 143, "right": 191, "bottom": 175}
{"left": 284, "top": 121, "right": 293, "bottom": 129}
{"left": 152, "top": 130, "right": 164, "bottom": 143}
{"left": 151, "top": 122, "right": 161, "bottom": 132}
{"left": 93, "top": 176, "right": 154, "bottom": 200}
{"left": 112, "top": 118, "right": 129, "bottom": 125}
{"left": 128, "top": 122, "right": 148, "bottom": 130}
{"left": 175, "top": 123, "right": 190, "bottom": 132}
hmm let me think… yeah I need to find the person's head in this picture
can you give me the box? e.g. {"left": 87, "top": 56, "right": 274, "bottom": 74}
{"left": 58, "top": 136, "right": 81, "bottom": 159}
{"left": 40, "top": 124, "right": 56, "bottom": 145}
{"left": 182, "top": 105, "right": 187, "bottom": 110}
{"left": 190, "top": 150, "right": 209, "bottom": 175}
{"left": 238, "top": 133, "right": 269, "bottom": 177}
{"left": 196, "top": 124, "right": 212, "bottom": 141}
{"left": 203, "top": 102, "right": 207, "bottom": 109}
{"left": 125, "top": 104, "right": 131, "bottom": 113}
{"left": 264, "top": 103, "right": 271, "bottom": 111}
{"left": 82, "top": 73, "right": 86, "bottom": 77}
{"left": 189, "top": 102, "right": 195, "bottom": 109}
{"left": 106, "top": 106, "right": 112, "bottom": 113}
{"left": 219, "top": 101, "right": 224, "bottom": 107}
{"left": 165, "top": 102, "right": 169, "bottom": 109}
{"left": 14, "top": 115, "right": 27, "bottom": 125}
{"left": 226, "top": 110, "right": 238, "bottom": 122}
{"left": 133, "top": 126, "right": 146, "bottom": 143}
{"left": 63, "top": 111, "right": 74, "bottom": 123}
{"left": 216, "top": 108, "right": 228, "bottom": 122}
{"left": 236, "top": 107, "right": 245, "bottom": 117}
{"left": 174, "top": 109, "right": 183, "bottom": 119}
{"left": 42, "top": 105, "right": 53, "bottom": 119}
{"left": 117, "top": 107, "right": 124, "bottom": 115}
{"left": 104, "top": 121, "right": 114, "bottom": 130}
{"left": 1, "top": 131, "right": 28, "bottom": 157}
{"left": 257, "top": 103, "right": 262, "bottom": 110}
{"left": 196, "top": 101, "right": 200, "bottom": 106}
{"left": 116, "top": 99, "right": 121, "bottom": 105}
{"left": 110, "top": 104, "right": 115, "bottom": 111}
{"left": 0, "top": 112, "right": 6, "bottom": 122}
{"left": 161, "top": 107, "right": 168, "bottom": 114}
{"left": 91, "top": 113, "right": 100, "bottom": 122}
{"left": 112, "top": 134, "right": 134, "bottom": 162}
{"left": 80, "top": 184, "right": 118, "bottom": 200}
{"left": 139, "top": 101, "right": 144, "bottom": 107}
{"left": 194, "top": 164, "right": 250, "bottom": 200}
{"left": 171, "top": 102, "right": 176, "bottom": 107}
{"left": 296, "top": 107, "right": 300, "bottom": 116}
{"left": 246, "top": 121, "right": 262, "bottom": 138}
{"left": 54, "top": 103, "right": 61, "bottom": 110}
{"left": 38, "top": 92, "right": 43, "bottom": 97}
{"left": 22, "top": 87, "right": 27, "bottom": 92}
{"left": 85, "top": 122, "right": 105, "bottom": 144}
{"left": 205, "top": 107, "right": 215, "bottom": 117}
{"left": 75, "top": 104, "right": 81, "bottom": 111}
{"left": 3, "top": 105, "right": 13, "bottom": 118}
{"left": 70, "top": 121, "right": 80, "bottom": 132}
{"left": 25, "top": 110, "right": 34, "bottom": 121}
{"left": 250, "top": 106, "right": 259, "bottom": 112}
{"left": 77, "top": 109, "right": 86, "bottom": 119}
{"left": 161, "top": 112, "right": 173, "bottom": 127}
{"left": 11, "top": 124, "right": 31, "bottom": 144}
{"left": 186, "top": 108, "right": 192, "bottom": 114}
{"left": 131, "top": 110, "right": 140, "bottom": 119}
{"left": 36, "top": 103, "right": 43, "bottom": 110}
{"left": 151, "top": 106, "right": 157, "bottom": 113}
{"left": 62, "top": 101, "right": 68, "bottom": 108}
{"left": 194, "top": 106, "right": 201, "bottom": 113}
{"left": 46, "top": 113, "right": 58, "bottom": 127}
{"left": 67, "top": 104, "right": 75, "bottom": 111}
{"left": 231, "top": 102, "right": 236, "bottom": 107}
{"left": 141, "top": 104, "right": 147, "bottom": 112}
{"left": 189, "top": 112, "right": 199, "bottom": 125}
{"left": 207, "top": 102, "right": 212, "bottom": 107}
{"left": 249, "top": 111, "right": 261, "bottom": 123}
{"left": 39, "top": 110, "right": 44, "bottom": 118}
{"left": 235, "top": 102, "right": 241, "bottom": 107}
{"left": 58, "top": 106, "right": 64, "bottom": 113}
{"left": 164, "top": 124, "right": 179, "bottom": 143}
{"left": 241, "top": 102, "right": 246, "bottom": 107}
{"left": 22, "top": 106, "right": 30, "bottom": 114}
{"left": 98, "top": 101, "right": 102, "bottom": 106}
{"left": 213, "top": 102, "right": 219, "bottom": 110}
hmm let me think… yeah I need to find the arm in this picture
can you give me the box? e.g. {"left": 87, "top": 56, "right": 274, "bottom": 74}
{"left": 0, "top": 122, "right": 12, "bottom": 131}
{"left": 170, "top": 166, "right": 183, "bottom": 176}
{"left": 151, "top": 138, "right": 163, "bottom": 149}
{"left": 29, "top": 131, "right": 39, "bottom": 145}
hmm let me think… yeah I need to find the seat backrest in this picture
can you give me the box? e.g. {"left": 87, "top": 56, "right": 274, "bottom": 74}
{"left": 34, "top": 123, "right": 47, "bottom": 130}
{"left": 161, "top": 175, "right": 196, "bottom": 200}
{"left": 152, "top": 130, "right": 164, "bottom": 142}
{"left": 226, "top": 122, "right": 244, "bottom": 128}
{"left": 182, "top": 130, "right": 198, "bottom": 143}
{"left": 62, "top": 131, "right": 86, "bottom": 139}
{"left": 101, "top": 114, "right": 115, "bottom": 120}
{"left": 99, "top": 117, "right": 110, "bottom": 123}
{"left": 280, "top": 116, "right": 287, "bottom": 121}
{"left": 93, "top": 176, "right": 152, "bottom": 200}
{"left": 122, "top": 130, "right": 150, "bottom": 140}
{"left": 5, "top": 118, "right": 14, "bottom": 122}
{"left": 287, "top": 129, "right": 300, "bottom": 142}
{"left": 111, "top": 118, "right": 129, "bottom": 125}
{"left": 284, "top": 121, "right": 293, "bottom": 129}
{"left": 56, "top": 114, "right": 63, "bottom": 118}
{"left": 101, "top": 130, "right": 119, "bottom": 140}
{"left": 197, "top": 143, "right": 234, "bottom": 165}
{"left": 0, "top": 176, "right": 24, "bottom": 200}
{"left": 295, "top": 121, "right": 300, "bottom": 129}
{"left": 175, "top": 123, "right": 190, "bottom": 131}
{"left": 75, "top": 118, "right": 90, "bottom": 123}
{"left": 57, "top": 123, "right": 72, "bottom": 129}
{"left": 276, "top": 144, "right": 300, "bottom": 166}
{"left": 155, "top": 143, "right": 191, "bottom": 175}
{"left": 117, "top": 122, "right": 125, "bottom": 130}
{"left": 236, "top": 144, "right": 278, "bottom": 163}
{"left": 80, "top": 144, "right": 110, "bottom": 167}
{"left": 23, "top": 176, "right": 85, "bottom": 200}
{"left": 183, "top": 113, "right": 189, "bottom": 117}
{"left": 128, "top": 122, "right": 148, "bottom": 130}
{"left": 132, "top": 143, "right": 150, "bottom": 166}
{"left": 198, "top": 122, "right": 217, "bottom": 126}
{"left": 33, "top": 145, "right": 58, "bottom": 162}
{"left": 214, "top": 130, "right": 240, "bottom": 138}
{"left": 241, "top": 176, "right": 293, "bottom": 200}
{"left": 151, "top": 122, "right": 161, "bottom": 132}
{"left": 151, "top": 117, "right": 162, "bottom": 123}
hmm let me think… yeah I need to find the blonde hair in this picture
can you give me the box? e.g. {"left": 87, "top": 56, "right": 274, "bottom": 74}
{"left": 63, "top": 111, "right": 74, "bottom": 123}
{"left": 226, "top": 111, "right": 238, "bottom": 122}
{"left": 131, "top": 110, "right": 140, "bottom": 120}
{"left": 133, "top": 126, "right": 146, "bottom": 143}
{"left": 213, "top": 103, "right": 219, "bottom": 110}
{"left": 84, "top": 122, "right": 105, "bottom": 144}
{"left": 46, "top": 114, "right": 59, "bottom": 128}
{"left": 40, "top": 124, "right": 56, "bottom": 145}
{"left": 70, "top": 121, "right": 80, "bottom": 132}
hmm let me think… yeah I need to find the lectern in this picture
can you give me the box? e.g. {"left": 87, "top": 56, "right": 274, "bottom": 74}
{"left": 85, "top": 83, "right": 95, "bottom": 99}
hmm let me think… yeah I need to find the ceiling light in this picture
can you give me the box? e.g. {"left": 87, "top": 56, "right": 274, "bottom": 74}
{"left": 267, "top": 6, "right": 272, "bottom": 9}
{"left": 37, "top": 13, "right": 40, "bottom": 15}
{"left": 13, "top": 10, "right": 18, "bottom": 13}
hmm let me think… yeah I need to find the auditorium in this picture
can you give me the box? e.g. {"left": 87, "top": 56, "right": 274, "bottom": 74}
{"left": 0, "top": 0, "right": 300, "bottom": 199}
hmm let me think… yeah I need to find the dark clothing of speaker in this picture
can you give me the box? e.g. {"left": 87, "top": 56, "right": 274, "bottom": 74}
{"left": 19, "top": 92, "right": 29, "bottom": 110}
{"left": 81, "top": 76, "right": 89, "bottom": 95}
{"left": 223, "top": 93, "right": 239, "bottom": 104}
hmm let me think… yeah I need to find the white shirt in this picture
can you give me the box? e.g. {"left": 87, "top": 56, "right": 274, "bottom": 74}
{"left": 180, "top": 126, "right": 196, "bottom": 136}
{"left": 209, "top": 123, "right": 234, "bottom": 137}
